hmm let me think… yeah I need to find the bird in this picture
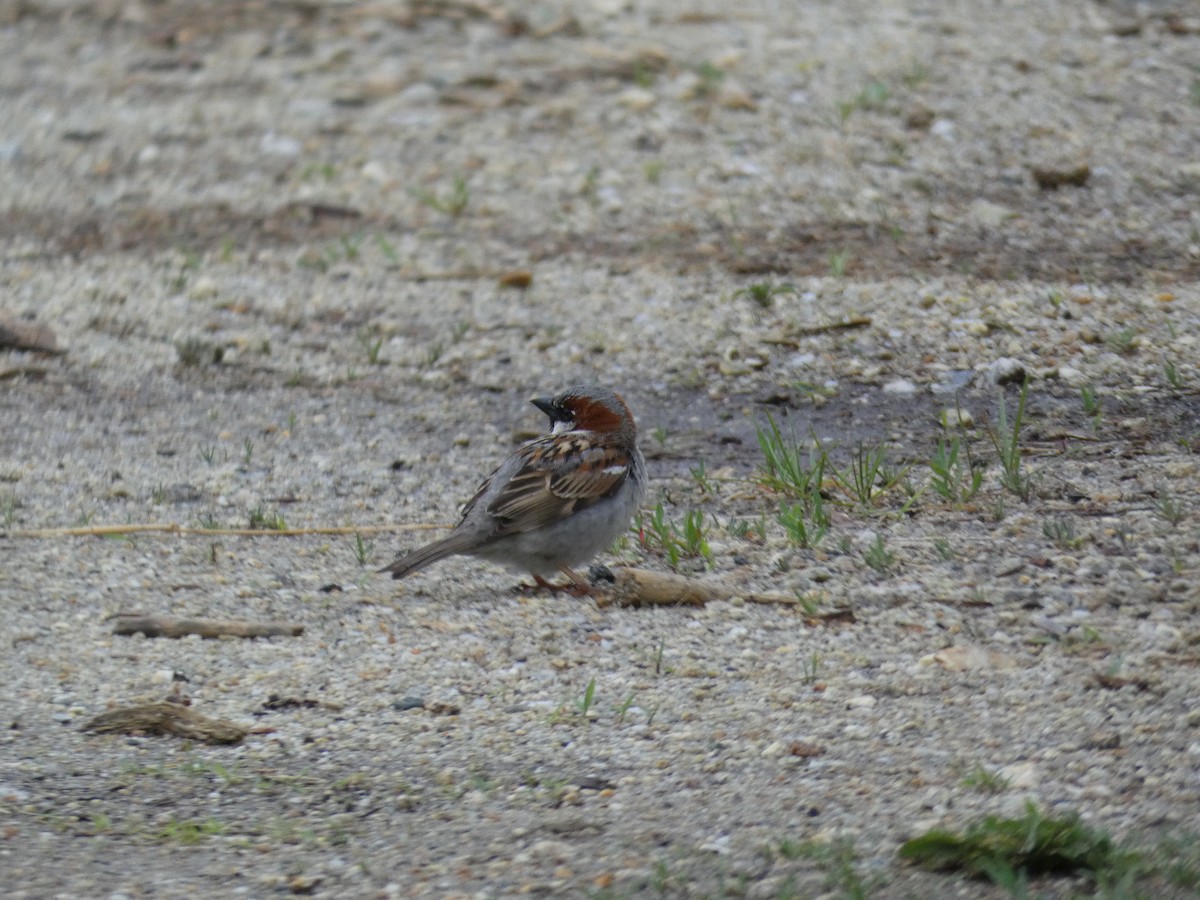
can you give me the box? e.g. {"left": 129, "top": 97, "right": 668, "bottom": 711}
{"left": 380, "top": 384, "right": 646, "bottom": 594}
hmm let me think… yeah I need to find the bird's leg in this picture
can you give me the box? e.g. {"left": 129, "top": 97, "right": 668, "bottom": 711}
{"left": 558, "top": 566, "right": 594, "bottom": 597}
{"left": 515, "top": 574, "right": 561, "bottom": 594}
{"left": 517, "top": 570, "right": 593, "bottom": 597}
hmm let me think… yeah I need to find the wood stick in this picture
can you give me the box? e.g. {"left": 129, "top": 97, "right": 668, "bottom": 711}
{"left": 762, "top": 317, "right": 873, "bottom": 347}
{"left": 790, "top": 316, "right": 872, "bottom": 335}
{"left": 597, "top": 568, "right": 721, "bottom": 606}
{"left": 393, "top": 267, "right": 530, "bottom": 284}
{"left": 82, "top": 702, "right": 249, "bottom": 744}
{"left": 0, "top": 316, "right": 64, "bottom": 354}
{"left": 8, "top": 522, "right": 447, "bottom": 539}
{"left": 111, "top": 615, "right": 303, "bottom": 639}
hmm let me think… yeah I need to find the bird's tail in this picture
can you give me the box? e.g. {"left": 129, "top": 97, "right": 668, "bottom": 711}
{"left": 378, "top": 530, "right": 478, "bottom": 580}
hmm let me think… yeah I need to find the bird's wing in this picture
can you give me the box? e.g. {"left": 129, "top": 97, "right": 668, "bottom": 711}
{"left": 481, "top": 434, "right": 634, "bottom": 536}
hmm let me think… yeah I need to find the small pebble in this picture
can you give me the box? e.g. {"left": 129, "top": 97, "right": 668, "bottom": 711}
{"left": 995, "top": 557, "right": 1025, "bottom": 577}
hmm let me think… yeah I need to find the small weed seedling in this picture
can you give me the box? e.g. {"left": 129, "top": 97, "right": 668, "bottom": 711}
{"left": 695, "top": 61, "right": 725, "bottom": 96}
{"left": 1105, "top": 327, "right": 1138, "bottom": 356}
{"left": 987, "top": 380, "right": 1034, "bottom": 502}
{"left": 175, "top": 336, "right": 222, "bottom": 367}
{"left": 838, "top": 79, "right": 890, "bottom": 120}
{"left": 351, "top": 532, "right": 373, "bottom": 566}
{"left": 793, "top": 379, "right": 838, "bottom": 402}
{"left": 773, "top": 836, "right": 880, "bottom": 898}
{"left": 1164, "top": 360, "right": 1184, "bottom": 390}
{"left": 899, "top": 801, "right": 1143, "bottom": 889}
{"left": 689, "top": 459, "right": 712, "bottom": 494}
{"left": 928, "top": 434, "right": 982, "bottom": 505}
{"left": 755, "top": 415, "right": 827, "bottom": 500}
{"left": 828, "top": 249, "right": 851, "bottom": 278}
{"left": 1080, "top": 384, "right": 1101, "bottom": 420}
{"left": 960, "top": 762, "right": 1011, "bottom": 794}
{"left": 168, "top": 251, "right": 201, "bottom": 293}
{"left": 575, "top": 678, "right": 597, "bottom": 718}
{"left": 732, "top": 280, "right": 797, "bottom": 308}
{"left": 794, "top": 591, "right": 822, "bottom": 615}
{"left": 862, "top": 533, "right": 896, "bottom": 573}
{"left": 359, "top": 330, "right": 384, "bottom": 365}
{"left": 902, "top": 60, "right": 931, "bottom": 88}
{"left": 247, "top": 505, "right": 286, "bottom": 531}
{"left": 158, "top": 817, "right": 225, "bottom": 845}
{"left": 679, "top": 509, "right": 713, "bottom": 564}
{"left": 778, "top": 498, "right": 829, "bottom": 548}
{"left": 580, "top": 165, "right": 601, "bottom": 202}
{"left": 617, "top": 693, "right": 638, "bottom": 724}
{"left": 801, "top": 651, "right": 822, "bottom": 685}
{"left": 631, "top": 60, "right": 657, "bottom": 88}
{"left": 374, "top": 233, "right": 400, "bottom": 262}
{"left": 1063, "top": 623, "right": 1107, "bottom": 652}
{"left": 1043, "top": 516, "right": 1083, "bottom": 550}
{"left": 338, "top": 232, "right": 363, "bottom": 261}
{"left": 636, "top": 504, "right": 713, "bottom": 569}
{"left": 415, "top": 175, "right": 470, "bottom": 217}
{"left": 1155, "top": 489, "right": 1187, "bottom": 527}
{"left": 300, "top": 161, "right": 336, "bottom": 181}
{"left": 423, "top": 342, "right": 445, "bottom": 369}
{"left": 831, "top": 441, "right": 904, "bottom": 508}
{"left": 637, "top": 505, "right": 674, "bottom": 567}
{"left": 726, "top": 517, "right": 766, "bottom": 542}
{"left": 241, "top": 438, "right": 254, "bottom": 468}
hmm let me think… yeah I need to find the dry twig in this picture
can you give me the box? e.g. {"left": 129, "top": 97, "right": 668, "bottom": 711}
{"left": 762, "top": 317, "right": 873, "bottom": 347}
{"left": 82, "top": 702, "right": 249, "bottom": 745}
{"left": 595, "top": 567, "right": 849, "bottom": 616}
{"left": 10, "top": 522, "right": 446, "bottom": 538}
{"left": 111, "top": 615, "right": 303, "bottom": 639}
{"left": 0, "top": 316, "right": 64, "bottom": 354}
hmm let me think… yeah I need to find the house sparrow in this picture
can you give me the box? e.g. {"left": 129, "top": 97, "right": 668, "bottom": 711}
{"left": 380, "top": 384, "right": 645, "bottom": 593}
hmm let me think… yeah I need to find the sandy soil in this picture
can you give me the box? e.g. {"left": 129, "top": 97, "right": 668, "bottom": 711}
{"left": 2, "top": 1, "right": 1199, "bottom": 897}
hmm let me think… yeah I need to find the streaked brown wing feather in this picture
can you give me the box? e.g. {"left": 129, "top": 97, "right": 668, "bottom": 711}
{"left": 488, "top": 469, "right": 566, "bottom": 522}
{"left": 551, "top": 462, "right": 626, "bottom": 499}
{"left": 485, "top": 437, "right": 630, "bottom": 535}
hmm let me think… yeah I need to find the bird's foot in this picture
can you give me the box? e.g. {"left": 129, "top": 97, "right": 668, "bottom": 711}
{"left": 517, "top": 570, "right": 593, "bottom": 597}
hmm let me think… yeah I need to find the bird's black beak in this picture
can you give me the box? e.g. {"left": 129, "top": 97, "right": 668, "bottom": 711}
{"left": 531, "top": 395, "right": 558, "bottom": 421}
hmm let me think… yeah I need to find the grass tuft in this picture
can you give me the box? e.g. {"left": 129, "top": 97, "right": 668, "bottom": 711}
{"left": 756, "top": 416, "right": 826, "bottom": 500}
{"left": 247, "top": 505, "right": 286, "bottom": 531}
{"left": 635, "top": 504, "right": 713, "bottom": 569}
{"left": 899, "top": 801, "right": 1137, "bottom": 882}
{"left": 987, "top": 380, "right": 1034, "bottom": 502}
{"left": 733, "top": 281, "right": 796, "bottom": 308}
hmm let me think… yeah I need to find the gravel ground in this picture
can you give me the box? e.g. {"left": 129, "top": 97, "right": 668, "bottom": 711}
{"left": 2, "top": 1, "right": 1199, "bottom": 897}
